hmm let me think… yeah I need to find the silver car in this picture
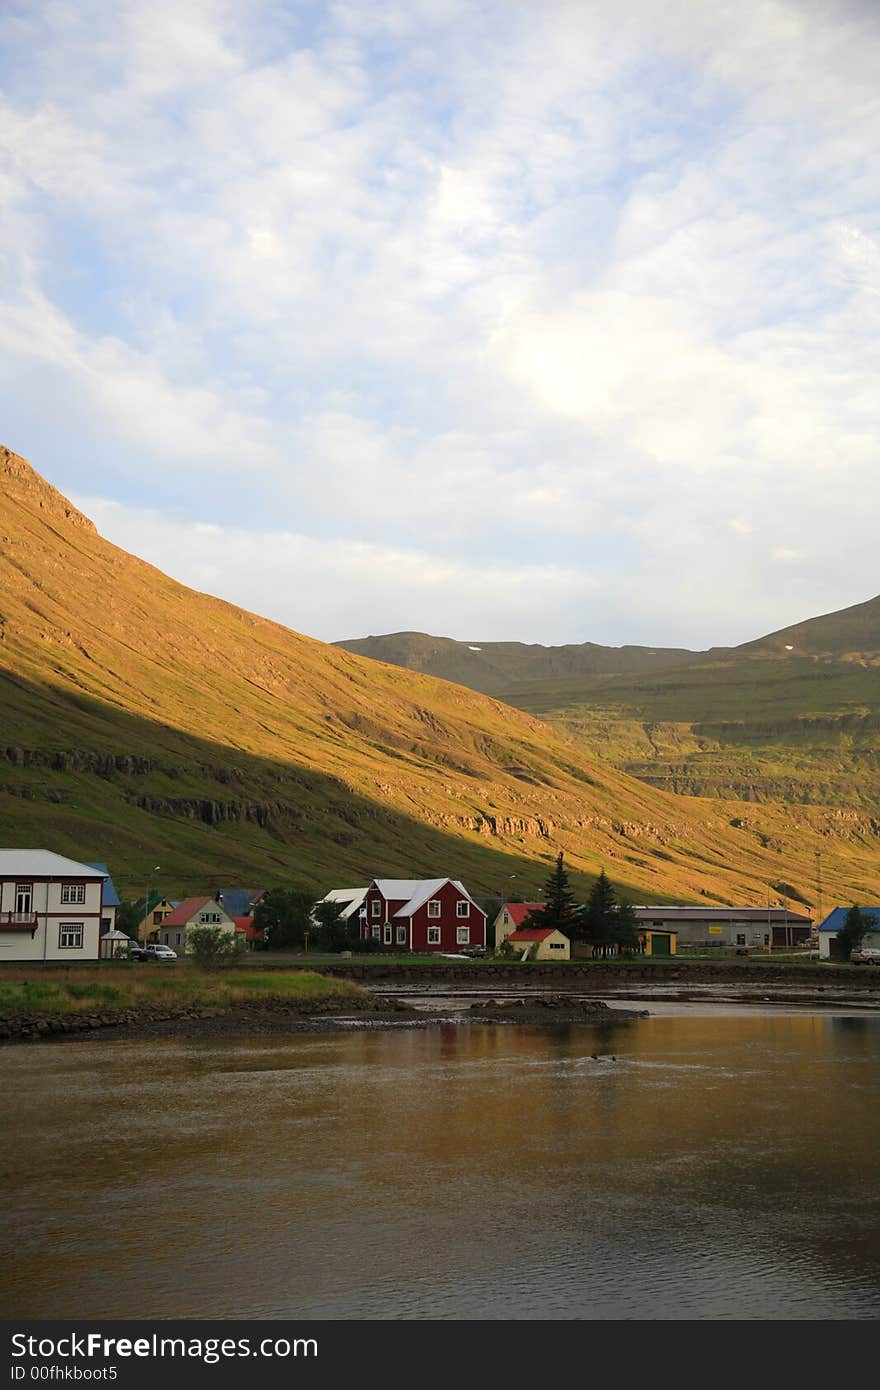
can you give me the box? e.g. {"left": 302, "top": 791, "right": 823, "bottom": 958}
{"left": 141, "top": 939, "right": 177, "bottom": 961}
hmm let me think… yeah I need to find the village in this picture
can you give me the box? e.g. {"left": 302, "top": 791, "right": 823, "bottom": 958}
{"left": 1, "top": 848, "right": 877, "bottom": 967}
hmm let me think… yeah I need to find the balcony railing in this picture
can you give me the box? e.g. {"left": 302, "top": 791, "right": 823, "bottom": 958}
{"left": 0, "top": 912, "right": 40, "bottom": 934}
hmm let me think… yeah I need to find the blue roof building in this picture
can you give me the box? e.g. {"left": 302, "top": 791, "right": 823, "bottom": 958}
{"left": 817, "top": 906, "right": 880, "bottom": 958}
{"left": 87, "top": 862, "right": 121, "bottom": 934}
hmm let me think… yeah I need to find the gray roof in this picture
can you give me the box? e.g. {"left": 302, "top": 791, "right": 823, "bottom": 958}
{"left": 0, "top": 850, "right": 107, "bottom": 878}
{"left": 218, "top": 888, "right": 266, "bottom": 918}
{"left": 633, "top": 906, "right": 812, "bottom": 924}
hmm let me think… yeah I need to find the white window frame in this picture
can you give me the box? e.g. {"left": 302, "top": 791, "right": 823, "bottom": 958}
{"left": 16, "top": 884, "right": 33, "bottom": 914}
{"left": 371, "top": 900, "right": 381, "bottom": 917}
{"left": 396, "top": 924, "right": 407, "bottom": 945}
{"left": 427, "top": 900, "right": 441, "bottom": 918}
{"left": 456, "top": 900, "right": 469, "bottom": 918}
{"left": 427, "top": 925, "right": 441, "bottom": 945}
{"left": 60, "top": 882, "right": 86, "bottom": 905}
{"left": 384, "top": 924, "right": 392, "bottom": 944}
{"left": 456, "top": 926, "right": 470, "bottom": 944}
{"left": 372, "top": 925, "right": 381, "bottom": 939}
{"left": 59, "top": 922, "right": 83, "bottom": 949}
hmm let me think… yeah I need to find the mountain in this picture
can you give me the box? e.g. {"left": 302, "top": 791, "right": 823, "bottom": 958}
{"left": 737, "top": 594, "right": 880, "bottom": 659}
{"left": 336, "top": 631, "right": 713, "bottom": 694}
{"left": 2, "top": 445, "right": 879, "bottom": 910}
{"left": 335, "top": 602, "right": 880, "bottom": 814}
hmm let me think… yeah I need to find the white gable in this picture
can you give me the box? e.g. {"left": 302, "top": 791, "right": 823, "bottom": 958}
{"left": 319, "top": 888, "right": 369, "bottom": 920}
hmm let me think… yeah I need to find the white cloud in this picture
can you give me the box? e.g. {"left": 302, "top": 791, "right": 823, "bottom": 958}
{"left": 1, "top": 0, "right": 879, "bottom": 646}
{"left": 76, "top": 495, "right": 602, "bottom": 644}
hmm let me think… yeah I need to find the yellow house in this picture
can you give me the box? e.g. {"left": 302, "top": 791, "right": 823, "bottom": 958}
{"left": 507, "top": 927, "right": 570, "bottom": 961}
{"left": 137, "top": 896, "right": 177, "bottom": 944}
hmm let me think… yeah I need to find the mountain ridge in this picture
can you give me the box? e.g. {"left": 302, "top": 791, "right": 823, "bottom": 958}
{"left": 3, "top": 446, "right": 879, "bottom": 909}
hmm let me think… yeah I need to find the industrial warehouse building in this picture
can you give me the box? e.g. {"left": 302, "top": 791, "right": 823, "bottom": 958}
{"left": 632, "top": 906, "right": 812, "bottom": 949}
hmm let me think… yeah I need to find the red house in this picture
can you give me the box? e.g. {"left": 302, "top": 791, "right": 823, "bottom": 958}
{"left": 360, "top": 878, "right": 487, "bottom": 952}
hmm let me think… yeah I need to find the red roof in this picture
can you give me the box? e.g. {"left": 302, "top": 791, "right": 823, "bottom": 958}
{"left": 160, "top": 896, "right": 212, "bottom": 927}
{"left": 501, "top": 902, "right": 544, "bottom": 928}
{"left": 233, "top": 916, "right": 262, "bottom": 939}
{"left": 508, "top": 928, "right": 557, "bottom": 942}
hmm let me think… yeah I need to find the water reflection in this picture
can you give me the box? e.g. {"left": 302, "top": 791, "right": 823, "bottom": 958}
{"left": 2, "top": 1016, "right": 879, "bottom": 1319}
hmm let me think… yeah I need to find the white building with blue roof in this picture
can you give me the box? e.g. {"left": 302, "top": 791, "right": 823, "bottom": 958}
{"left": 817, "top": 906, "right": 880, "bottom": 958}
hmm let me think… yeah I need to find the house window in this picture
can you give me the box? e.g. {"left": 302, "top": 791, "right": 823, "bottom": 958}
{"left": 396, "top": 924, "right": 407, "bottom": 945}
{"left": 15, "top": 884, "right": 33, "bottom": 915}
{"left": 736, "top": 934, "right": 746, "bottom": 946}
{"left": 59, "top": 922, "right": 83, "bottom": 949}
{"left": 153, "top": 911, "right": 163, "bottom": 924}
{"left": 427, "top": 926, "right": 441, "bottom": 944}
{"left": 176, "top": 933, "right": 183, "bottom": 946}
{"left": 384, "top": 924, "right": 392, "bottom": 944}
{"left": 550, "top": 942, "right": 565, "bottom": 950}
{"left": 60, "top": 883, "right": 86, "bottom": 905}
{"left": 371, "top": 900, "right": 381, "bottom": 917}
{"left": 427, "top": 900, "right": 441, "bottom": 918}
{"left": 456, "top": 901, "right": 469, "bottom": 918}
{"left": 457, "top": 926, "right": 470, "bottom": 944}
{"left": 372, "top": 925, "right": 381, "bottom": 939}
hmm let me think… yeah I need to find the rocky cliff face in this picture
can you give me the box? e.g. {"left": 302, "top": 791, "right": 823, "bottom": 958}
{"left": 1, "top": 447, "right": 97, "bottom": 533}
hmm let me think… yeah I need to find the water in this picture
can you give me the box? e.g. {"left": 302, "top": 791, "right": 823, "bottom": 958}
{"left": 3, "top": 1013, "right": 880, "bottom": 1320}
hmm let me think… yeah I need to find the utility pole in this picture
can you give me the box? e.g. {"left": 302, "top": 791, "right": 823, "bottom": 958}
{"left": 815, "top": 850, "right": 823, "bottom": 945}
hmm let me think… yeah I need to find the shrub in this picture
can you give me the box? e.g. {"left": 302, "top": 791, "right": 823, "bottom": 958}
{"left": 188, "top": 926, "right": 247, "bottom": 969}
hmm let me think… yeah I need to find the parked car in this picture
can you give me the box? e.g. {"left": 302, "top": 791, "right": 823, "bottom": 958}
{"left": 130, "top": 943, "right": 177, "bottom": 962}
{"left": 850, "top": 947, "right": 880, "bottom": 965}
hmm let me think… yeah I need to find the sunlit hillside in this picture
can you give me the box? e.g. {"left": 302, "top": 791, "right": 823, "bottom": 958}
{"left": 2, "top": 445, "right": 878, "bottom": 909}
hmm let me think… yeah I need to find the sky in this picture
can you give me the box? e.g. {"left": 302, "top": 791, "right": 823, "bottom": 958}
{"left": 1, "top": 0, "right": 878, "bottom": 650}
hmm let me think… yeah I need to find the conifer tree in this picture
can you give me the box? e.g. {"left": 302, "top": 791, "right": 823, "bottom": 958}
{"left": 524, "top": 852, "right": 576, "bottom": 935}
{"left": 835, "top": 905, "right": 876, "bottom": 961}
{"left": 577, "top": 869, "right": 640, "bottom": 954}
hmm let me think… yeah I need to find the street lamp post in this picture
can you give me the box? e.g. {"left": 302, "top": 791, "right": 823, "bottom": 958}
{"left": 143, "top": 865, "right": 160, "bottom": 944}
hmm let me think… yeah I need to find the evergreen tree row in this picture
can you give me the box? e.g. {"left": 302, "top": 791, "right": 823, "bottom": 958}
{"left": 524, "top": 853, "right": 640, "bottom": 952}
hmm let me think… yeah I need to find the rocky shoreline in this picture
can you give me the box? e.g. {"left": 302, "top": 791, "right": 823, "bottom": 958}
{"left": 466, "top": 996, "right": 649, "bottom": 1024}
{"left": 0, "top": 991, "right": 650, "bottom": 1045}
{"left": 0, "top": 992, "right": 418, "bottom": 1045}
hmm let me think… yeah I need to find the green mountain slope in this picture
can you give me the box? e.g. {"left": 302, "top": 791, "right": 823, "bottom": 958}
{"left": 2, "top": 445, "right": 879, "bottom": 910}
{"left": 333, "top": 602, "right": 880, "bottom": 812}
{"left": 336, "top": 631, "right": 712, "bottom": 693}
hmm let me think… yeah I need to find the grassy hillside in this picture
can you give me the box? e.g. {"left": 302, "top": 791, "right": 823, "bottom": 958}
{"left": 335, "top": 608, "right": 880, "bottom": 812}
{"left": 2, "top": 445, "right": 879, "bottom": 911}
{"left": 336, "top": 630, "right": 711, "bottom": 693}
